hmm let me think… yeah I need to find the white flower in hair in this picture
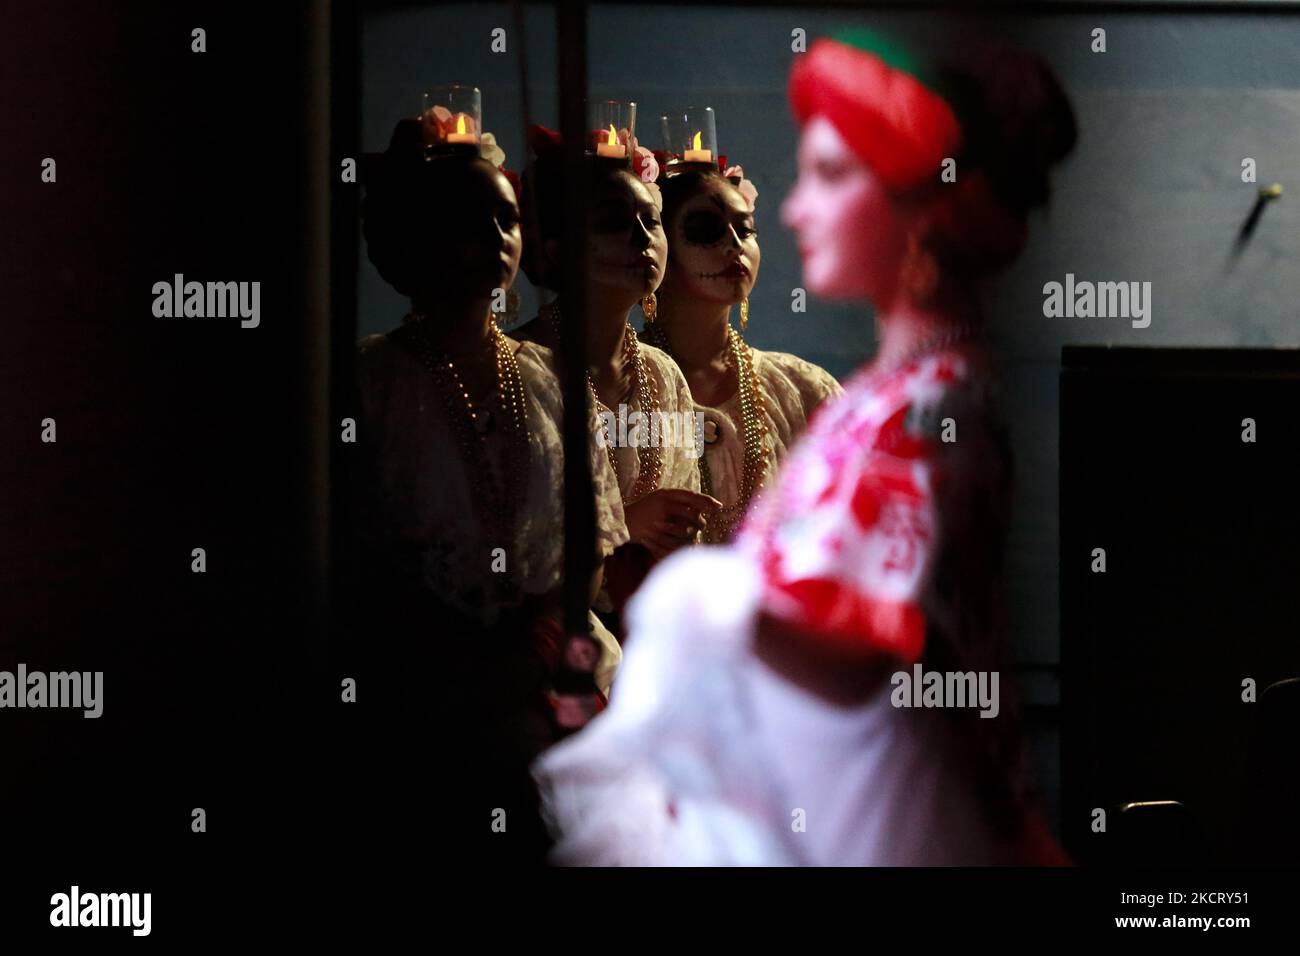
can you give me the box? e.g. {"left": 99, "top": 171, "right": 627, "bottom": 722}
{"left": 724, "top": 165, "right": 758, "bottom": 213}
{"left": 644, "top": 180, "right": 663, "bottom": 212}
{"left": 479, "top": 131, "right": 506, "bottom": 168}
{"left": 737, "top": 178, "right": 758, "bottom": 212}
{"left": 634, "top": 145, "right": 660, "bottom": 184}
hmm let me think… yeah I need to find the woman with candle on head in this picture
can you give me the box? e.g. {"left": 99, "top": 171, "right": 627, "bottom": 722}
{"left": 534, "top": 31, "right": 1076, "bottom": 866}
{"left": 512, "top": 126, "right": 721, "bottom": 606}
{"left": 641, "top": 155, "right": 843, "bottom": 543}
{"left": 350, "top": 116, "right": 629, "bottom": 863}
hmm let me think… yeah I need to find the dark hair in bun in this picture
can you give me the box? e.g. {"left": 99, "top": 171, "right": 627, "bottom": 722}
{"left": 941, "top": 45, "right": 1077, "bottom": 215}
{"left": 912, "top": 45, "right": 1076, "bottom": 281}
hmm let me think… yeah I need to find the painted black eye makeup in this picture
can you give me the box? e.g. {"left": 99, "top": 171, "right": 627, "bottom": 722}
{"left": 591, "top": 200, "right": 636, "bottom": 234}
{"left": 636, "top": 203, "right": 662, "bottom": 232}
{"left": 682, "top": 209, "right": 728, "bottom": 245}
{"left": 496, "top": 202, "right": 520, "bottom": 229}
{"left": 682, "top": 209, "right": 757, "bottom": 245}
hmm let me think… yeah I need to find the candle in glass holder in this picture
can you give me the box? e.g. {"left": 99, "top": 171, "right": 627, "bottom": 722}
{"left": 447, "top": 113, "right": 476, "bottom": 144}
{"left": 590, "top": 101, "right": 636, "bottom": 158}
{"left": 683, "top": 130, "right": 712, "bottom": 164}
{"left": 422, "top": 86, "right": 482, "bottom": 152}
{"left": 596, "top": 124, "right": 626, "bottom": 159}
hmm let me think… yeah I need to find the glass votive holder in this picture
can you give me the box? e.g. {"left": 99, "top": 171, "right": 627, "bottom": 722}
{"left": 421, "top": 85, "right": 482, "bottom": 156}
{"left": 661, "top": 106, "right": 717, "bottom": 171}
{"left": 588, "top": 100, "right": 637, "bottom": 160}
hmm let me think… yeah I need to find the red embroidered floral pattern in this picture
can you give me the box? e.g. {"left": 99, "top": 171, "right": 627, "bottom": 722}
{"left": 740, "top": 352, "right": 969, "bottom": 662}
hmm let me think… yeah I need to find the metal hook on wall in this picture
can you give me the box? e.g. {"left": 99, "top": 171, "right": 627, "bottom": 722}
{"left": 1232, "top": 182, "right": 1283, "bottom": 259}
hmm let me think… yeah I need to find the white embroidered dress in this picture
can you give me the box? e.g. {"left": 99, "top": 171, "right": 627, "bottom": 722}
{"left": 356, "top": 327, "right": 629, "bottom": 688}
{"left": 602, "top": 340, "right": 703, "bottom": 502}
{"left": 690, "top": 347, "right": 842, "bottom": 541}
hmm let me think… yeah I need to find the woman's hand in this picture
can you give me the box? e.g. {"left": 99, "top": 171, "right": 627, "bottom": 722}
{"left": 624, "top": 488, "right": 723, "bottom": 560}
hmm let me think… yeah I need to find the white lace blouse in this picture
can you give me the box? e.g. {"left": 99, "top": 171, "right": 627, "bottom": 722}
{"left": 601, "top": 341, "right": 703, "bottom": 502}
{"left": 355, "top": 328, "right": 629, "bottom": 630}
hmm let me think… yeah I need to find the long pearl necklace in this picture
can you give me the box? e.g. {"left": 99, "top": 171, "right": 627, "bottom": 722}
{"left": 541, "top": 301, "right": 664, "bottom": 503}
{"left": 398, "top": 312, "right": 531, "bottom": 563}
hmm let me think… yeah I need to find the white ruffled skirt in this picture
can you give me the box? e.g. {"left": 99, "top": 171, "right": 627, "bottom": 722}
{"left": 533, "top": 547, "right": 804, "bottom": 866}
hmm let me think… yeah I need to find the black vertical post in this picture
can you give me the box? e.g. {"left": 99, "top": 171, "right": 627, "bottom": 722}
{"left": 556, "top": 0, "right": 594, "bottom": 638}
{"left": 329, "top": 0, "right": 361, "bottom": 671}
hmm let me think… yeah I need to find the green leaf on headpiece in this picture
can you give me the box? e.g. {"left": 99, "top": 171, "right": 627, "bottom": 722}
{"left": 831, "top": 27, "right": 938, "bottom": 88}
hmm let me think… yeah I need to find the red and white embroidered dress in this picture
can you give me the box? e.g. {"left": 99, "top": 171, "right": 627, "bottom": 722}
{"left": 534, "top": 346, "right": 1066, "bottom": 866}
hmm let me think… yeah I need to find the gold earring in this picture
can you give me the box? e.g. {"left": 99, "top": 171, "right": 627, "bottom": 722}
{"left": 739, "top": 297, "right": 749, "bottom": 332}
{"left": 641, "top": 292, "right": 658, "bottom": 324}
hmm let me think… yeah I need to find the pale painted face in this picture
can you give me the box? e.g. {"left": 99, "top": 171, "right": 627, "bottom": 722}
{"left": 585, "top": 170, "right": 667, "bottom": 298}
{"left": 781, "top": 115, "right": 907, "bottom": 305}
{"left": 664, "top": 176, "right": 760, "bottom": 305}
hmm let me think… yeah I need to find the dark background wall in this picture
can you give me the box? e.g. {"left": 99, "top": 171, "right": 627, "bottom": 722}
{"left": 1060, "top": 346, "right": 1300, "bottom": 864}
{"left": 1, "top": 0, "right": 337, "bottom": 897}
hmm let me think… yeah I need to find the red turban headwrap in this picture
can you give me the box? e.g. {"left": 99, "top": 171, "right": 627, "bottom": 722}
{"left": 789, "top": 33, "right": 962, "bottom": 192}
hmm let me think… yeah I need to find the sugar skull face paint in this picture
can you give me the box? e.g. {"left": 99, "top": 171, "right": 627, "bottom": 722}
{"left": 585, "top": 169, "right": 667, "bottom": 298}
{"left": 664, "top": 176, "right": 760, "bottom": 306}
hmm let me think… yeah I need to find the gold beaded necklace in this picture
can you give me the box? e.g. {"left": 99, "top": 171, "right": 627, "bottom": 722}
{"left": 643, "top": 320, "right": 769, "bottom": 543}
{"left": 398, "top": 312, "right": 532, "bottom": 563}
{"left": 541, "top": 301, "right": 663, "bottom": 503}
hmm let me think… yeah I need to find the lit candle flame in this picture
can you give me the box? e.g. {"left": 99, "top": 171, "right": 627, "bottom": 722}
{"left": 456, "top": 114, "right": 467, "bottom": 135}
{"left": 692, "top": 131, "right": 702, "bottom": 151}
{"left": 607, "top": 124, "right": 618, "bottom": 146}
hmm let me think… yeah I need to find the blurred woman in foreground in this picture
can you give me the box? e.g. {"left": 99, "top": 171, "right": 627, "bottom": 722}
{"left": 533, "top": 30, "right": 1076, "bottom": 865}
